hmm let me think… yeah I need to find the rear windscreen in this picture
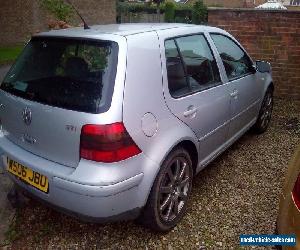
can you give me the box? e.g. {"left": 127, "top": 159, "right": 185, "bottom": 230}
{"left": 0, "top": 37, "right": 118, "bottom": 113}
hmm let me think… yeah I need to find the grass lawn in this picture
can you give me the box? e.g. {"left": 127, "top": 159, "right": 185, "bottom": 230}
{"left": 0, "top": 46, "right": 23, "bottom": 65}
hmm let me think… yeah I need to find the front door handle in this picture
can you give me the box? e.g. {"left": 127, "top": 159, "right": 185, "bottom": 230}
{"left": 184, "top": 105, "right": 197, "bottom": 118}
{"left": 230, "top": 90, "right": 239, "bottom": 98}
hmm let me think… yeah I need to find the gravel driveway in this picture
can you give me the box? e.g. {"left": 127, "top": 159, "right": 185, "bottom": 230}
{"left": 2, "top": 99, "right": 300, "bottom": 249}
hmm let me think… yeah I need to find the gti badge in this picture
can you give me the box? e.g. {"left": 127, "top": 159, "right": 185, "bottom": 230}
{"left": 22, "top": 134, "right": 37, "bottom": 145}
{"left": 22, "top": 107, "right": 32, "bottom": 125}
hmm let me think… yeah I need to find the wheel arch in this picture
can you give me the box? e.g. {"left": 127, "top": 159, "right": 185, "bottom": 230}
{"left": 151, "top": 138, "right": 199, "bottom": 184}
{"left": 141, "top": 136, "right": 199, "bottom": 207}
{"left": 175, "top": 140, "right": 199, "bottom": 175}
{"left": 138, "top": 138, "right": 199, "bottom": 227}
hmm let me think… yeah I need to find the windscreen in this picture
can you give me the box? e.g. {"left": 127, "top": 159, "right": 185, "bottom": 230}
{"left": 1, "top": 37, "right": 118, "bottom": 113}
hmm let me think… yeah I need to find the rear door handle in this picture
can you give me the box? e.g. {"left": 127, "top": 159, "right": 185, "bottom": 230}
{"left": 184, "top": 105, "right": 197, "bottom": 117}
{"left": 230, "top": 90, "right": 239, "bottom": 98}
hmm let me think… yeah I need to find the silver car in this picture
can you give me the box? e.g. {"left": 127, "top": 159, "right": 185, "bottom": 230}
{"left": 0, "top": 24, "right": 273, "bottom": 231}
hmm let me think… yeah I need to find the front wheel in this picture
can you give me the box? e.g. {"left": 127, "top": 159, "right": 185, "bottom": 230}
{"left": 253, "top": 88, "right": 274, "bottom": 134}
{"left": 138, "top": 148, "right": 193, "bottom": 232}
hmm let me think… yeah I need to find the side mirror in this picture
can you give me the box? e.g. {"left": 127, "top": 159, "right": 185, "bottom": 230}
{"left": 256, "top": 60, "right": 272, "bottom": 73}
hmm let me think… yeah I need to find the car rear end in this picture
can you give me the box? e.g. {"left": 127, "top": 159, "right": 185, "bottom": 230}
{"left": 0, "top": 31, "right": 156, "bottom": 221}
{"left": 277, "top": 145, "right": 300, "bottom": 249}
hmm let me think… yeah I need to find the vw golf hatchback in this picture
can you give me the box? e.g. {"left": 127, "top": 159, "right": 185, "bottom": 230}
{"left": 0, "top": 24, "right": 274, "bottom": 231}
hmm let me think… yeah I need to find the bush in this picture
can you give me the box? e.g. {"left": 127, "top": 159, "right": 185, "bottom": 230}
{"left": 174, "top": 4, "right": 193, "bottom": 24}
{"left": 192, "top": 0, "right": 208, "bottom": 25}
{"left": 40, "top": 0, "right": 74, "bottom": 22}
{"left": 116, "top": 1, "right": 206, "bottom": 24}
{"left": 117, "top": 2, "right": 159, "bottom": 15}
{"left": 174, "top": 15, "right": 192, "bottom": 24}
{"left": 164, "top": 2, "right": 175, "bottom": 22}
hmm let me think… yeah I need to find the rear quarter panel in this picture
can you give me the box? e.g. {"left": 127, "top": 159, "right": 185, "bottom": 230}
{"left": 122, "top": 31, "right": 199, "bottom": 198}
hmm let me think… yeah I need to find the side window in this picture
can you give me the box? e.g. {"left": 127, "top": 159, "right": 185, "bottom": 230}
{"left": 165, "top": 40, "right": 190, "bottom": 98}
{"left": 211, "top": 34, "right": 254, "bottom": 81}
{"left": 165, "top": 34, "right": 221, "bottom": 98}
{"left": 175, "top": 35, "right": 221, "bottom": 92}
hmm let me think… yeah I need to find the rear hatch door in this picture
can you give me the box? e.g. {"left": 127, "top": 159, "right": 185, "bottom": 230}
{"left": 0, "top": 36, "right": 120, "bottom": 168}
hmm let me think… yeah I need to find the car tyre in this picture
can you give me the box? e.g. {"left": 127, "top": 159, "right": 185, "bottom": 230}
{"left": 138, "top": 147, "right": 193, "bottom": 232}
{"left": 253, "top": 88, "right": 274, "bottom": 134}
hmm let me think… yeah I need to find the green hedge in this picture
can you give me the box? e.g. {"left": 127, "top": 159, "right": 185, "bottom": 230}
{"left": 117, "top": 1, "right": 207, "bottom": 24}
{"left": 165, "top": 2, "right": 175, "bottom": 23}
{"left": 117, "top": 2, "right": 194, "bottom": 14}
{"left": 117, "top": 2, "right": 158, "bottom": 14}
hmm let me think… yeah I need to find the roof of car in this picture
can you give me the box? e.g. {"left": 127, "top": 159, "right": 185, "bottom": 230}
{"left": 36, "top": 23, "right": 223, "bottom": 38}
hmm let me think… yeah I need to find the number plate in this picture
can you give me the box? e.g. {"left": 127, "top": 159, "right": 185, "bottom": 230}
{"left": 6, "top": 157, "right": 49, "bottom": 193}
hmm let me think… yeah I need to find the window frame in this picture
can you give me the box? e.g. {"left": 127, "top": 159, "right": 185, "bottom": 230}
{"left": 210, "top": 33, "right": 256, "bottom": 82}
{"left": 164, "top": 39, "right": 190, "bottom": 98}
{"left": 164, "top": 32, "right": 223, "bottom": 99}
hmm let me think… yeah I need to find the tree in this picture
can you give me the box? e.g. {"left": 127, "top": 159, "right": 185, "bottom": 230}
{"left": 40, "top": 0, "right": 74, "bottom": 22}
{"left": 192, "top": 0, "right": 207, "bottom": 25}
{"left": 152, "top": 0, "right": 164, "bottom": 6}
{"left": 164, "top": 1, "right": 175, "bottom": 23}
{"left": 152, "top": 0, "right": 165, "bottom": 21}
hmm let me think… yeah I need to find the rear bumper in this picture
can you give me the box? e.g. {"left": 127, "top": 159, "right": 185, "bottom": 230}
{"left": 15, "top": 183, "right": 142, "bottom": 223}
{"left": 0, "top": 133, "right": 159, "bottom": 221}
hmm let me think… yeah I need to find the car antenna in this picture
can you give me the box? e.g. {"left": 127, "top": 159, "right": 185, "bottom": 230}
{"left": 65, "top": 0, "right": 90, "bottom": 30}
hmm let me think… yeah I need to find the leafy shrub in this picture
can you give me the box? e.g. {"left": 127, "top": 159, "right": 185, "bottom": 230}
{"left": 40, "top": 0, "right": 74, "bottom": 22}
{"left": 164, "top": 1, "right": 175, "bottom": 22}
{"left": 174, "top": 4, "right": 193, "bottom": 24}
{"left": 192, "top": 0, "right": 208, "bottom": 25}
{"left": 174, "top": 15, "right": 192, "bottom": 24}
{"left": 117, "top": 1, "right": 207, "bottom": 24}
{"left": 117, "top": 2, "right": 159, "bottom": 14}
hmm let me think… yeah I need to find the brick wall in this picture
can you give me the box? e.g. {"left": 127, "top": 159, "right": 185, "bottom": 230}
{"left": 208, "top": 8, "right": 300, "bottom": 100}
{"left": 0, "top": 0, "right": 116, "bottom": 46}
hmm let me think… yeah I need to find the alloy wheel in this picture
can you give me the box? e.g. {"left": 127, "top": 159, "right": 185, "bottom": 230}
{"left": 158, "top": 157, "right": 191, "bottom": 222}
{"left": 260, "top": 92, "right": 273, "bottom": 130}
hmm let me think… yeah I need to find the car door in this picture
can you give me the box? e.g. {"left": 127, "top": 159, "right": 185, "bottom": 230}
{"left": 210, "top": 33, "right": 262, "bottom": 140}
{"left": 158, "top": 31, "right": 231, "bottom": 166}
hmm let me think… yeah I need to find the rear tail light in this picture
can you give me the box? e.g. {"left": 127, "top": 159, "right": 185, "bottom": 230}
{"left": 80, "top": 122, "right": 141, "bottom": 163}
{"left": 292, "top": 173, "right": 300, "bottom": 210}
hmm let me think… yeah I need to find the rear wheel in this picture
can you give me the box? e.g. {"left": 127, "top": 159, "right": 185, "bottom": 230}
{"left": 253, "top": 88, "right": 273, "bottom": 134}
{"left": 138, "top": 148, "right": 193, "bottom": 231}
